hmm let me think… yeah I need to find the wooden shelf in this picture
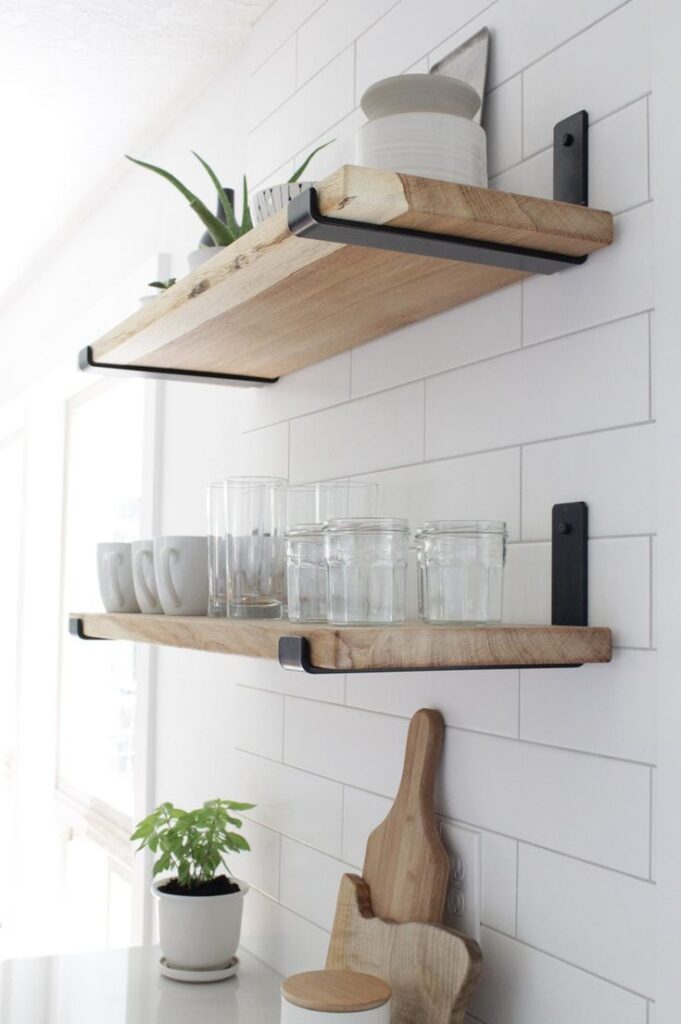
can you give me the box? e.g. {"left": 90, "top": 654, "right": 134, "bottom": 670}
{"left": 86, "top": 165, "right": 613, "bottom": 382}
{"left": 70, "top": 613, "right": 612, "bottom": 671}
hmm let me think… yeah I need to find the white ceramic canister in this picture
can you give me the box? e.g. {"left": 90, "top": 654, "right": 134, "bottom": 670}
{"left": 357, "top": 73, "right": 487, "bottom": 187}
{"left": 281, "top": 971, "right": 391, "bottom": 1024}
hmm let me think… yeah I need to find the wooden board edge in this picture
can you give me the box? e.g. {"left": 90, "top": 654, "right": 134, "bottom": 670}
{"left": 319, "top": 165, "right": 614, "bottom": 252}
{"left": 72, "top": 615, "right": 613, "bottom": 670}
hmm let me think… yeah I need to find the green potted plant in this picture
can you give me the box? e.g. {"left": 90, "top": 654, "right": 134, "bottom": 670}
{"left": 132, "top": 797, "right": 254, "bottom": 978}
{"left": 252, "top": 140, "right": 334, "bottom": 223}
{"left": 139, "top": 277, "right": 176, "bottom": 307}
{"left": 126, "top": 151, "right": 253, "bottom": 272}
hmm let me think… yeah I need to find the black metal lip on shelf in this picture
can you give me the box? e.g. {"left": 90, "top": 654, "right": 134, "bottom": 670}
{"left": 77, "top": 345, "right": 278, "bottom": 387}
{"left": 287, "top": 112, "right": 590, "bottom": 277}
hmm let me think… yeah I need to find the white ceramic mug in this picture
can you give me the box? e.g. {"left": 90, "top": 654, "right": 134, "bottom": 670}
{"left": 97, "top": 542, "right": 140, "bottom": 613}
{"left": 132, "top": 539, "right": 161, "bottom": 614}
{"left": 154, "top": 536, "right": 209, "bottom": 616}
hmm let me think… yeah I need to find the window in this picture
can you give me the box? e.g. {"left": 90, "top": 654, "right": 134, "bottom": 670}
{"left": 0, "top": 432, "right": 24, "bottom": 935}
{"left": 58, "top": 379, "right": 147, "bottom": 950}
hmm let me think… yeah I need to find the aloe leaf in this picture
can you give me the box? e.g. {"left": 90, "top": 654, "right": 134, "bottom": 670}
{"left": 126, "top": 154, "right": 235, "bottom": 246}
{"left": 191, "top": 151, "right": 240, "bottom": 239}
{"left": 240, "top": 175, "right": 254, "bottom": 234}
{"left": 288, "top": 140, "right": 334, "bottom": 183}
{"left": 188, "top": 199, "right": 234, "bottom": 246}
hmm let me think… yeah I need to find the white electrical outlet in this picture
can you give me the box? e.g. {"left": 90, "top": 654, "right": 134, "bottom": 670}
{"left": 440, "top": 821, "right": 481, "bottom": 940}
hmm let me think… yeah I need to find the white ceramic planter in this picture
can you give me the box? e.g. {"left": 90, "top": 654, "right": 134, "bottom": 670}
{"left": 153, "top": 877, "right": 249, "bottom": 970}
{"left": 253, "top": 181, "right": 315, "bottom": 224}
{"left": 186, "top": 246, "right": 226, "bottom": 273}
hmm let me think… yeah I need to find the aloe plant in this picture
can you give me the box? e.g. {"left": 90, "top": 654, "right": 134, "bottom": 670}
{"left": 125, "top": 151, "right": 251, "bottom": 247}
{"left": 126, "top": 142, "right": 333, "bottom": 248}
{"left": 148, "top": 278, "right": 176, "bottom": 290}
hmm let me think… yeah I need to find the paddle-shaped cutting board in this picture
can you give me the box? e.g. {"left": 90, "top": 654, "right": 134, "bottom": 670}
{"left": 325, "top": 709, "right": 482, "bottom": 1023}
{"left": 362, "top": 708, "right": 450, "bottom": 923}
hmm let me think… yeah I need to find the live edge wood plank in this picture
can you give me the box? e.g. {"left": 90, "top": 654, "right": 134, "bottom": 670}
{"left": 72, "top": 614, "right": 613, "bottom": 670}
{"left": 89, "top": 165, "right": 613, "bottom": 380}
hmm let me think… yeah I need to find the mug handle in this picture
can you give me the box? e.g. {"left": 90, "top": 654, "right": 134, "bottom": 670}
{"left": 134, "top": 549, "right": 158, "bottom": 609}
{"left": 106, "top": 550, "right": 125, "bottom": 610}
{"left": 160, "top": 547, "right": 181, "bottom": 610}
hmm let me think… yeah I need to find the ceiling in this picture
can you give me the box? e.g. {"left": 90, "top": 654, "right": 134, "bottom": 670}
{"left": 0, "top": 0, "right": 267, "bottom": 304}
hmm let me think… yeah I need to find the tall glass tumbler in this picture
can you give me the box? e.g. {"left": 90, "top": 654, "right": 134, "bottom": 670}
{"left": 316, "top": 480, "right": 378, "bottom": 521}
{"left": 225, "top": 477, "right": 287, "bottom": 619}
{"left": 207, "top": 482, "right": 227, "bottom": 617}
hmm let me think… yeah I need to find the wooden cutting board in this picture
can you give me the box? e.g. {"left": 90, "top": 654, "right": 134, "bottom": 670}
{"left": 362, "top": 708, "right": 450, "bottom": 923}
{"left": 326, "top": 874, "right": 481, "bottom": 1024}
{"left": 325, "top": 709, "right": 482, "bottom": 1023}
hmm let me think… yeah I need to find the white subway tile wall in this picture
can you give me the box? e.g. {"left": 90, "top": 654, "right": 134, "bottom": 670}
{"left": 230, "top": 1, "right": 656, "bottom": 1019}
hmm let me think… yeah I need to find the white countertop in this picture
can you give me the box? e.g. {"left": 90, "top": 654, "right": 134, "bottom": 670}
{"left": 0, "top": 945, "right": 283, "bottom": 1023}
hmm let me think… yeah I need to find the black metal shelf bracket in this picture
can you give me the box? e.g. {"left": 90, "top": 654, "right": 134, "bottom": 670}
{"left": 287, "top": 111, "right": 589, "bottom": 276}
{"left": 278, "top": 500, "right": 590, "bottom": 674}
{"left": 77, "top": 345, "right": 278, "bottom": 388}
{"left": 69, "top": 615, "right": 108, "bottom": 640}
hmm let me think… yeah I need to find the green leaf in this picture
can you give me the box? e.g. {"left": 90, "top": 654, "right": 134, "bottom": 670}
{"left": 126, "top": 155, "right": 234, "bottom": 246}
{"left": 191, "top": 151, "right": 240, "bottom": 240}
{"left": 240, "top": 176, "right": 253, "bottom": 234}
{"left": 288, "top": 140, "right": 334, "bottom": 183}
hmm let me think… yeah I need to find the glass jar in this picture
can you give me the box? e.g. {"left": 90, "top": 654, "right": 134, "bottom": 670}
{"left": 324, "top": 518, "right": 410, "bottom": 625}
{"left": 286, "top": 524, "right": 327, "bottom": 622}
{"left": 416, "top": 520, "right": 506, "bottom": 624}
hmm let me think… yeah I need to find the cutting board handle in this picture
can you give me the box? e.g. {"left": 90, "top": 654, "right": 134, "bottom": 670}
{"left": 362, "top": 708, "right": 449, "bottom": 924}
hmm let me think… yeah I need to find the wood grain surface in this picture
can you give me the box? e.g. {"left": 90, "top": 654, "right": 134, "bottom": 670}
{"left": 72, "top": 614, "right": 613, "bottom": 669}
{"left": 326, "top": 874, "right": 482, "bottom": 1024}
{"left": 282, "top": 970, "right": 391, "bottom": 1012}
{"left": 89, "top": 165, "right": 613, "bottom": 379}
{"left": 363, "top": 709, "right": 449, "bottom": 924}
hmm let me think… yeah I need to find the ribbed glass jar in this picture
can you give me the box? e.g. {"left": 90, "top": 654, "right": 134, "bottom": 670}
{"left": 416, "top": 520, "right": 506, "bottom": 624}
{"left": 286, "top": 524, "right": 327, "bottom": 623}
{"left": 324, "top": 518, "right": 410, "bottom": 625}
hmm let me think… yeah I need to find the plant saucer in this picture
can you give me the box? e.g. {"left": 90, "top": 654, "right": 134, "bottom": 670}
{"left": 159, "top": 956, "right": 239, "bottom": 983}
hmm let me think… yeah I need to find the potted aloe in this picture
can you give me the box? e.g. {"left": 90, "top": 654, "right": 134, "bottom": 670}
{"left": 126, "top": 151, "right": 253, "bottom": 272}
{"left": 132, "top": 797, "right": 254, "bottom": 977}
{"left": 126, "top": 143, "right": 333, "bottom": 271}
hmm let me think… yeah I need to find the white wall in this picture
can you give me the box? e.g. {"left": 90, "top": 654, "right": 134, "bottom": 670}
{"left": 157, "top": 2, "right": 654, "bottom": 1023}
{"left": 0, "top": 1, "right": 668, "bottom": 1020}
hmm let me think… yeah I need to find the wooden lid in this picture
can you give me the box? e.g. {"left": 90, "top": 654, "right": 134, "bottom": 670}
{"left": 282, "top": 970, "right": 391, "bottom": 1012}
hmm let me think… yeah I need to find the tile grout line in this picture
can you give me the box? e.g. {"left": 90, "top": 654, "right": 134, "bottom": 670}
{"left": 649, "top": 533, "right": 654, "bottom": 649}
{"left": 648, "top": 310, "right": 654, "bottom": 420}
{"left": 482, "top": 923, "right": 653, "bottom": 1002}
{"left": 648, "top": 766, "right": 654, "bottom": 881}
{"left": 238, "top": 779, "right": 656, "bottom": 886}
{"left": 514, "top": 841, "right": 520, "bottom": 937}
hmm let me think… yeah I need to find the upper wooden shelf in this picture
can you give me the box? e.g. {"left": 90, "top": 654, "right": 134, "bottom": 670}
{"left": 70, "top": 613, "right": 612, "bottom": 672}
{"left": 86, "top": 165, "right": 613, "bottom": 382}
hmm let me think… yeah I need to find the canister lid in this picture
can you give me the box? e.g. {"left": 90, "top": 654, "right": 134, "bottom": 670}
{"left": 282, "top": 970, "right": 391, "bottom": 1012}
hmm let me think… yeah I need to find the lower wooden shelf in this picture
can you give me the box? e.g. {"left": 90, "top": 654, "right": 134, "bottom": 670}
{"left": 70, "top": 613, "right": 612, "bottom": 672}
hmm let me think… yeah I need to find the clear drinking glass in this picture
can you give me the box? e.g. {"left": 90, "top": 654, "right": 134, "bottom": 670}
{"left": 286, "top": 524, "right": 327, "bottom": 622}
{"left": 324, "top": 517, "right": 409, "bottom": 625}
{"left": 224, "top": 476, "right": 287, "bottom": 619}
{"left": 416, "top": 520, "right": 506, "bottom": 624}
{"left": 207, "top": 482, "right": 227, "bottom": 617}
{"left": 316, "top": 480, "right": 378, "bottom": 522}
{"left": 287, "top": 480, "right": 379, "bottom": 530}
